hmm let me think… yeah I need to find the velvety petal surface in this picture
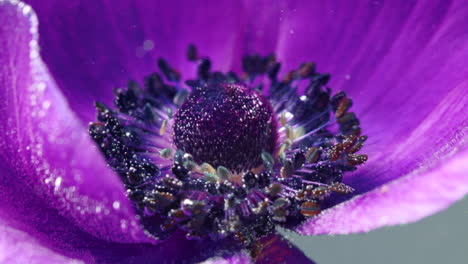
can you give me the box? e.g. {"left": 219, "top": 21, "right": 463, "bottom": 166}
{"left": 275, "top": 0, "right": 468, "bottom": 189}
{"left": 271, "top": 0, "right": 468, "bottom": 233}
{"left": 7, "top": 229, "right": 312, "bottom": 264}
{"left": 200, "top": 233, "right": 315, "bottom": 264}
{"left": 0, "top": 220, "right": 83, "bottom": 264}
{"left": 0, "top": 0, "right": 152, "bottom": 246}
{"left": 4, "top": 203, "right": 316, "bottom": 263}
{"left": 95, "top": 232, "right": 315, "bottom": 263}
{"left": 200, "top": 254, "right": 252, "bottom": 264}
{"left": 23, "top": 0, "right": 249, "bottom": 123}
{"left": 1, "top": 219, "right": 253, "bottom": 264}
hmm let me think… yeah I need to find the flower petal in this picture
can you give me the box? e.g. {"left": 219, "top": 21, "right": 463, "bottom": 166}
{"left": 268, "top": 0, "right": 468, "bottom": 231}
{"left": 74, "top": 231, "right": 243, "bottom": 263}
{"left": 276, "top": 0, "right": 468, "bottom": 188}
{"left": 0, "top": 220, "right": 82, "bottom": 264}
{"left": 200, "top": 233, "right": 315, "bottom": 264}
{"left": 0, "top": 0, "right": 152, "bottom": 244}
{"left": 298, "top": 148, "right": 468, "bottom": 235}
{"left": 1, "top": 217, "right": 235, "bottom": 263}
{"left": 23, "top": 0, "right": 246, "bottom": 123}
{"left": 199, "top": 253, "right": 252, "bottom": 264}
{"left": 0, "top": 220, "right": 312, "bottom": 264}
{"left": 76, "top": 231, "right": 245, "bottom": 263}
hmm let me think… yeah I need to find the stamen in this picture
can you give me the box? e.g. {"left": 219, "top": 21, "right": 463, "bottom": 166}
{"left": 300, "top": 201, "right": 321, "bottom": 217}
{"left": 89, "top": 45, "right": 368, "bottom": 253}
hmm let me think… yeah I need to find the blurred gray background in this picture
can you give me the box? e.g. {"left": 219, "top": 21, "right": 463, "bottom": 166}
{"left": 281, "top": 196, "right": 468, "bottom": 264}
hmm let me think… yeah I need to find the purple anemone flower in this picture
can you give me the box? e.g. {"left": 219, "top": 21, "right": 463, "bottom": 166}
{"left": 1, "top": 0, "right": 467, "bottom": 263}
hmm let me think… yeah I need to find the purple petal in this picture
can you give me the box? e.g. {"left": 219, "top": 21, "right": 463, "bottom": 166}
{"left": 23, "top": 0, "right": 247, "bottom": 123}
{"left": 0, "top": 220, "right": 81, "bottom": 264}
{"left": 200, "top": 233, "right": 315, "bottom": 264}
{"left": 298, "top": 149, "right": 468, "bottom": 235}
{"left": 269, "top": 0, "right": 468, "bottom": 231}
{"left": 1, "top": 221, "right": 242, "bottom": 263}
{"left": 0, "top": 0, "right": 152, "bottom": 244}
{"left": 275, "top": 0, "right": 468, "bottom": 188}
{"left": 200, "top": 253, "right": 252, "bottom": 264}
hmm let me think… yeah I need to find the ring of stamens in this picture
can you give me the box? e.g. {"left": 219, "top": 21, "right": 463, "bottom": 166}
{"left": 89, "top": 45, "right": 368, "bottom": 251}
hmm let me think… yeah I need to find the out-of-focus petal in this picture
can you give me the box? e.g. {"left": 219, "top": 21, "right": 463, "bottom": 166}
{"left": 80, "top": 231, "right": 244, "bottom": 263}
{"left": 268, "top": 0, "right": 468, "bottom": 230}
{"left": 199, "top": 252, "right": 252, "bottom": 264}
{"left": 23, "top": 0, "right": 247, "bottom": 122}
{"left": 0, "top": 0, "right": 153, "bottom": 245}
{"left": 276, "top": 0, "right": 468, "bottom": 190}
{"left": 298, "top": 149, "right": 468, "bottom": 235}
{"left": 229, "top": 0, "right": 287, "bottom": 72}
{"left": 1, "top": 216, "right": 248, "bottom": 263}
{"left": 0, "top": 220, "right": 83, "bottom": 264}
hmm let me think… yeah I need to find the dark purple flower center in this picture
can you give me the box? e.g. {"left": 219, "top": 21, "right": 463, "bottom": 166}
{"left": 173, "top": 83, "right": 277, "bottom": 172}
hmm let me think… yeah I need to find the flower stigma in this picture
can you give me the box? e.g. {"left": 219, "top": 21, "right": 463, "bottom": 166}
{"left": 173, "top": 82, "right": 277, "bottom": 173}
{"left": 89, "top": 45, "right": 368, "bottom": 254}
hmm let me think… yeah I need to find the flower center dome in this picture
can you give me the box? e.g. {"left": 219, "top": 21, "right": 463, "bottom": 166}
{"left": 173, "top": 83, "right": 277, "bottom": 172}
